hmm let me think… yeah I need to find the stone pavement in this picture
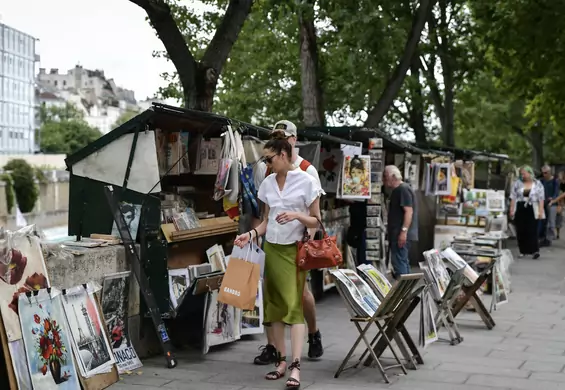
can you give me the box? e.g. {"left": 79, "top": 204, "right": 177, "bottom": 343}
{"left": 110, "top": 239, "right": 565, "bottom": 390}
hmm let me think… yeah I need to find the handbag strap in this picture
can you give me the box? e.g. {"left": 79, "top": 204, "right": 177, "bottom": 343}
{"left": 302, "top": 216, "right": 327, "bottom": 240}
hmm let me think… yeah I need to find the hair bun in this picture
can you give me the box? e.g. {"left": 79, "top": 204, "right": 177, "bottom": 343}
{"left": 269, "top": 130, "right": 287, "bottom": 140}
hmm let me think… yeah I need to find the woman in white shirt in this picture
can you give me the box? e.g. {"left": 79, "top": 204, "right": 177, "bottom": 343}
{"left": 234, "top": 132, "right": 323, "bottom": 389}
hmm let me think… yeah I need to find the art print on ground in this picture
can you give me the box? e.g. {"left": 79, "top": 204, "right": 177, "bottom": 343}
{"left": 18, "top": 289, "right": 80, "bottom": 390}
{"left": 241, "top": 282, "right": 264, "bottom": 335}
{"left": 0, "top": 230, "right": 50, "bottom": 342}
{"left": 101, "top": 272, "right": 142, "bottom": 373}
{"left": 62, "top": 287, "right": 115, "bottom": 377}
{"left": 203, "top": 291, "right": 240, "bottom": 354}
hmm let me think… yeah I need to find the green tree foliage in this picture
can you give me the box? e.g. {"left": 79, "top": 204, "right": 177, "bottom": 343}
{"left": 0, "top": 174, "right": 15, "bottom": 214}
{"left": 3, "top": 159, "right": 38, "bottom": 213}
{"left": 39, "top": 103, "right": 102, "bottom": 155}
{"left": 112, "top": 110, "right": 140, "bottom": 128}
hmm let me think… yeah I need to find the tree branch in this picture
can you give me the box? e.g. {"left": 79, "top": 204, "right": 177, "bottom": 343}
{"left": 201, "top": 0, "right": 254, "bottom": 75}
{"left": 364, "top": 0, "right": 435, "bottom": 128}
{"left": 130, "top": 0, "right": 197, "bottom": 105}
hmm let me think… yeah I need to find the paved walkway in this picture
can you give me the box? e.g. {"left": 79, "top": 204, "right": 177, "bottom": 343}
{"left": 111, "top": 239, "right": 565, "bottom": 390}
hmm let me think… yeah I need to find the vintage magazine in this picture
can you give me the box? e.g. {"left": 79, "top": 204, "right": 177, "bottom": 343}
{"left": 357, "top": 264, "right": 392, "bottom": 299}
{"left": 331, "top": 269, "right": 380, "bottom": 317}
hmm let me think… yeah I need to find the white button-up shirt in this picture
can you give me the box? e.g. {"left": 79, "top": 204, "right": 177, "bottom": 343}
{"left": 258, "top": 169, "right": 323, "bottom": 245}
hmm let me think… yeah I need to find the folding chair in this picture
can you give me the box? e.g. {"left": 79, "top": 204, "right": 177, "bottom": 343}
{"left": 333, "top": 274, "right": 423, "bottom": 383}
{"left": 427, "top": 267, "right": 466, "bottom": 345}
{"left": 450, "top": 259, "right": 496, "bottom": 329}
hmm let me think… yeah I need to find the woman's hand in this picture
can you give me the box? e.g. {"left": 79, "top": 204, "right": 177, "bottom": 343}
{"left": 234, "top": 233, "right": 251, "bottom": 248}
{"left": 276, "top": 211, "right": 300, "bottom": 225}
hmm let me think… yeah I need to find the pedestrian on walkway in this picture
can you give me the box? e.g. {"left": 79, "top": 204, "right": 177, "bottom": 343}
{"left": 383, "top": 165, "right": 418, "bottom": 278}
{"left": 234, "top": 132, "right": 323, "bottom": 389}
{"left": 539, "top": 165, "right": 559, "bottom": 246}
{"left": 510, "top": 165, "right": 544, "bottom": 259}
{"left": 251, "top": 121, "right": 325, "bottom": 364}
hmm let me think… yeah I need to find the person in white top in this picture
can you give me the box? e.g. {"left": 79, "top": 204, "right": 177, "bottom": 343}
{"left": 235, "top": 132, "right": 323, "bottom": 389}
{"left": 251, "top": 120, "right": 325, "bottom": 365}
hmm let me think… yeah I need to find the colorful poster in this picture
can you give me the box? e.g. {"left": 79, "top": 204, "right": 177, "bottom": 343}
{"left": 62, "top": 287, "right": 115, "bottom": 378}
{"left": 0, "top": 228, "right": 50, "bottom": 342}
{"left": 101, "top": 272, "right": 142, "bottom": 374}
{"left": 18, "top": 289, "right": 80, "bottom": 389}
{"left": 341, "top": 155, "right": 371, "bottom": 199}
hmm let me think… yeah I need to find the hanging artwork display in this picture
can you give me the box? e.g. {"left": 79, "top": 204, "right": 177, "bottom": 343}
{"left": 195, "top": 137, "right": 222, "bottom": 175}
{"left": 341, "top": 155, "right": 371, "bottom": 199}
{"left": 0, "top": 228, "right": 50, "bottom": 342}
{"left": 408, "top": 155, "right": 421, "bottom": 190}
{"left": 101, "top": 272, "right": 142, "bottom": 373}
{"left": 486, "top": 190, "right": 505, "bottom": 213}
{"left": 62, "top": 286, "right": 115, "bottom": 378}
{"left": 455, "top": 160, "right": 475, "bottom": 189}
{"left": 18, "top": 288, "right": 80, "bottom": 389}
{"left": 462, "top": 189, "right": 489, "bottom": 220}
{"left": 110, "top": 202, "right": 142, "bottom": 240}
{"left": 203, "top": 291, "right": 240, "bottom": 354}
{"left": 318, "top": 147, "right": 342, "bottom": 193}
{"left": 241, "top": 281, "right": 264, "bottom": 336}
{"left": 434, "top": 163, "right": 452, "bottom": 195}
{"left": 168, "top": 269, "right": 190, "bottom": 309}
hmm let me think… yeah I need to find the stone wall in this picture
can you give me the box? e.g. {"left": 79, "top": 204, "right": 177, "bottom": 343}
{"left": 0, "top": 178, "right": 69, "bottom": 230}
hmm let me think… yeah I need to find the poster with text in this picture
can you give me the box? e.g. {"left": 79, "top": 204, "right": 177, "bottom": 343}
{"left": 101, "top": 272, "right": 142, "bottom": 373}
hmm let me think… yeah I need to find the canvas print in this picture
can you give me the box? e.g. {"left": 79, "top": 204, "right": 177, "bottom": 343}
{"left": 168, "top": 269, "right": 190, "bottom": 309}
{"left": 101, "top": 272, "right": 142, "bottom": 373}
{"left": 241, "top": 281, "right": 264, "bottom": 336}
{"left": 111, "top": 202, "right": 142, "bottom": 240}
{"left": 0, "top": 229, "right": 50, "bottom": 342}
{"left": 203, "top": 291, "right": 239, "bottom": 354}
{"left": 62, "top": 287, "right": 115, "bottom": 377}
{"left": 8, "top": 339, "right": 32, "bottom": 390}
{"left": 319, "top": 148, "right": 342, "bottom": 193}
{"left": 19, "top": 289, "right": 80, "bottom": 389}
{"left": 341, "top": 155, "right": 371, "bottom": 198}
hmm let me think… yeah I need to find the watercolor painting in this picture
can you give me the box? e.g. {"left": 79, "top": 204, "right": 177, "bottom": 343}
{"left": 18, "top": 289, "right": 80, "bottom": 389}
{"left": 62, "top": 287, "right": 115, "bottom": 378}
{"left": 0, "top": 229, "right": 50, "bottom": 342}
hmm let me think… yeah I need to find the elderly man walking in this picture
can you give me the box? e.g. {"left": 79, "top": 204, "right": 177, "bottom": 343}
{"left": 383, "top": 165, "right": 418, "bottom": 278}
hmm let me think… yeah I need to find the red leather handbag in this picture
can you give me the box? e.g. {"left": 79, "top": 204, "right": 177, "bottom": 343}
{"left": 296, "top": 218, "right": 343, "bottom": 271}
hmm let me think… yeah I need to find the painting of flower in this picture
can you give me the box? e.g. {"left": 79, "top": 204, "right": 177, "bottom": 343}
{"left": 0, "top": 230, "right": 51, "bottom": 342}
{"left": 18, "top": 289, "right": 80, "bottom": 390}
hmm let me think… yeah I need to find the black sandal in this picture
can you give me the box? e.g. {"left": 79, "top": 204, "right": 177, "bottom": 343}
{"left": 265, "top": 353, "right": 286, "bottom": 380}
{"left": 286, "top": 359, "right": 301, "bottom": 389}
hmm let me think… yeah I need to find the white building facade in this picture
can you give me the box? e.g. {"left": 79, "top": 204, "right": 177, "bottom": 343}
{"left": 38, "top": 65, "right": 138, "bottom": 134}
{"left": 0, "top": 23, "right": 38, "bottom": 154}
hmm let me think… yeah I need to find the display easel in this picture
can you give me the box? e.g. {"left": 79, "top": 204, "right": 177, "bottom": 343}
{"left": 333, "top": 274, "right": 423, "bottom": 383}
{"left": 424, "top": 267, "right": 466, "bottom": 345}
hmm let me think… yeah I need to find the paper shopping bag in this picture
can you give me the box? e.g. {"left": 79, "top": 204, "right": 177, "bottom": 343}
{"left": 231, "top": 243, "right": 265, "bottom": 278}
{"left": 218, "top": 257, "right": 260, "bottom": 310}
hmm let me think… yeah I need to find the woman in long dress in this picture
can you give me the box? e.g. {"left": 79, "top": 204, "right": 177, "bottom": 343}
{"left": 509, "top": 165, "right": 545, "bottom": 258}
{"left": 234, "top": 132, "right": 323, "bottom": 389}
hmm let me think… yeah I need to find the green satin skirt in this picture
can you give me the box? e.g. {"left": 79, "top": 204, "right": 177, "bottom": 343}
{"left": 263, "top": 241, "right": 307, "bottom": 325}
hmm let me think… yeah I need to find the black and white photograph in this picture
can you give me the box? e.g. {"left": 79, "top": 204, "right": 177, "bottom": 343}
{"left": 366, "top": 217, "right": 381, "bottom": 228}
{"left": 371, "top": 160, "right": 383, "bottom": 173}
{"left": 366, "top": 228, "right": 380, "bottom": 239}
{"left": 369, "top": 149, "right": 383, "bottom": 160}
{"left": 371, "top": 172, "right": 383, "bottom": 183}
{"left": 111, "top": 202, "right": 142, "bottom": 240}
{"left": 101, "top": 272, "right": 142, "bottom": 373}
{"left": 168, "top": 269, "right": 190, "bottom": 309}
{"left": 367, "top": 206, "right": 381, "bottom": 217}
{"left": 62, "top": 287, "right": 115, "bottom": 378}
{"left": 366, "top": 239, "right": 381, "bottom": 251}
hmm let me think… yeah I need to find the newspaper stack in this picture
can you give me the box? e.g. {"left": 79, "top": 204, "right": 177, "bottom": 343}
{"left": 330, "top": 269, "right": 381, "bottom": 318}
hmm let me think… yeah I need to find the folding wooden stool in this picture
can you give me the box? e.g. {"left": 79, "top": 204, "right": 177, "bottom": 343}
{"left": 334, "top": 274, "right": 423, "bottom": 383}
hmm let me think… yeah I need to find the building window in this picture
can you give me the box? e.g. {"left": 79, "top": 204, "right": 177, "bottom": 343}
{"left": 63, "top": 80, "right": 66, "bottom": 87}
{"left": 54, "top": 80, "right": 58, "bottom": 87}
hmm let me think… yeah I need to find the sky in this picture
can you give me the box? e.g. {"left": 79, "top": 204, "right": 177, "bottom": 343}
{"left": 2, "top": 0, "right": 179, "bottom": 101}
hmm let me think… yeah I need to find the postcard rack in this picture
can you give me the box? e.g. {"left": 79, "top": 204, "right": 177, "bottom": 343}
{"left": 333, "top": 274, "right": 424, "bottom": 383}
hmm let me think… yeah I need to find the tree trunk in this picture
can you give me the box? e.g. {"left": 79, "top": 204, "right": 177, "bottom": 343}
{"left": 409, "top": 54, "right": 427, "bottom": 144}
{"left": 130, "top": 0, "right": 253, "bottom": 111}
{"left": 529, "top": 127, "right": 544, "bottom": 169}
{"left": 298, "top": 0, "right": 325, "bottom": 127}
{"left": 364, "top": 0, "right": 434, "bottom": 127}
{"left": 438, "top": 0, "right": 455, "bottom": 146}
